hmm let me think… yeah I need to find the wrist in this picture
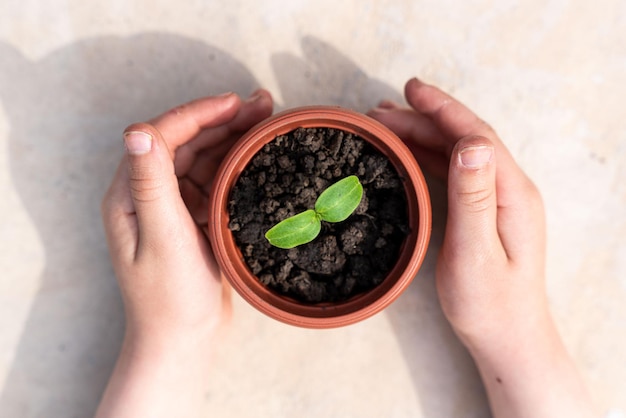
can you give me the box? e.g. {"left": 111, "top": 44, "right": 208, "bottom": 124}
{"left": 122, "top": 320, "right": 217, "bottom": 365}
{"left": 96, "top": 327, "right": 215, "bottom": 418}
{"left": 460, "top": 307, "right": 599, "bottom": 418}
{"left": 463, "top": 309, "right": 559, "bottom": 372}
{"left": 457, "top": 299, "right": 554, "bottom": 355}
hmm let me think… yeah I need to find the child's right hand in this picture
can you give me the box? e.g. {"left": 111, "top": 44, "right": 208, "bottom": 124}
{"left": 368, "top": 78, "right": 597, "bottom": 418}
{"left": 369, "top": 78, "right": 548, "bottom": 345}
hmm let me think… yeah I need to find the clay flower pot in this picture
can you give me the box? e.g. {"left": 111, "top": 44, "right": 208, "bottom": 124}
{"left": 208, "top": 106, "right": 431, "bottom": 328}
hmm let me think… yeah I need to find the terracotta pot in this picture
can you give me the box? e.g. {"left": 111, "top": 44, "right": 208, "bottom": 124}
{"left": 208, "top": 106, "right": 431, "bottom": 328}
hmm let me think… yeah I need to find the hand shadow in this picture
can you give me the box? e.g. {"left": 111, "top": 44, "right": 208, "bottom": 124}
{"left": 272, "top": 36, "right": 491, "bottom": 418}
{"left": 0, "top": 34, "right": 260, "bottom": 417}
{"left": 271, "top": 35, "right": 404, "bottom": 111}
{"left": 1, "top": 33, "right": 491, "bottom": 417}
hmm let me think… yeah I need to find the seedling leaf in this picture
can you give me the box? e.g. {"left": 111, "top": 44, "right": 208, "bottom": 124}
{"left": 315, "top": 175, "right": 363, "bottom": 222}
{"left": 265, "top": 176, "right": 364, "bottom": 248}
{"left": 264, "top": 209, "right": 321, "bottom": 249}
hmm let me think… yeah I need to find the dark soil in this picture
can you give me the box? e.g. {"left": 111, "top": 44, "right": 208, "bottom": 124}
{"left": 228, "top": 127, "right": 409, "bottom": 303}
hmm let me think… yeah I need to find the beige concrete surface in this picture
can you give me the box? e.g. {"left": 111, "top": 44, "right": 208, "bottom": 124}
{"left": 1, "top": 1, "right": 624, "bottom": 417}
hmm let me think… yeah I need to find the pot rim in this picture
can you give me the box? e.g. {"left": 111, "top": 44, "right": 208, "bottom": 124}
{"left": 208, "top": 105, "right": 431, "bottom": 328}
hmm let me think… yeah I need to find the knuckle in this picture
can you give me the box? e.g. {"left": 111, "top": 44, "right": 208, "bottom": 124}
{"left": 412, "top": 82, "right": 447, "bottom": 110}
{"left": 456, "top": 188, "right": 494, "bottom": 213}
{"left": 128, "top": 177, "right": 165, "bottom": 203}
{"left": 127, "top": 164, "right": 167, "bottom": 203}
{"left": 128, "top": 160, "right": 159, "bottom": 182}
{"left": 167, "top": 104, "right": 187, "bottom": 117}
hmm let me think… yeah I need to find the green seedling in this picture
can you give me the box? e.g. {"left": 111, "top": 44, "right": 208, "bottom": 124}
{"left": 265, "top": 175, "right": 363, "bottom": 249}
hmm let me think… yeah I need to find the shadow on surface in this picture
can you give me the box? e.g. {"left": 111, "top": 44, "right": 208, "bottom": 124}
{"left": 0, "top": 33, "right": 260, "bottom": 417}
{"left": 0, "top": 33, "right": 490, "bottom": 417}
{"left": 273, "top": 36, "right": 491, "bottom": 417}
{"left": 272, "top": 36, "right": 404, "bottom": 111}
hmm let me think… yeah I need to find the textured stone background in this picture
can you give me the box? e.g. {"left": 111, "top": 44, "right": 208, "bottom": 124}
{"left": 1, "top": 1, "right": 624, "bottom": 417}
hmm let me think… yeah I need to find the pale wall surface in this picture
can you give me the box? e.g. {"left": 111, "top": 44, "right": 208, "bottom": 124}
{"left": 1, "top": 1, "right": 624, "bottom": 417}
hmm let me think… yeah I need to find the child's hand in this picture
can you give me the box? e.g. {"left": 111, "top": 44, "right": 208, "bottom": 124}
{"left": 102, "top": 90, "right": 272, "bottom": 340}
{"left": 368, "top": 78, "right": 597, "bottom": 418}
{"left": 97, "top": 91, "right": 272, "bottom": 418}
{"left": 369, "top": 78, "right": 546, "bottom": 345}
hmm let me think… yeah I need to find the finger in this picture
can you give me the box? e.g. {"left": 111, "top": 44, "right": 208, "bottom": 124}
{"left": 188, "top": 89, "right": 273, "bottom": 195}
{"left": 496, "top": 174, "right": 546, "bottom": 264}
{"left": 404, "top": 143, "right": 450, "bottom": 180}
{"left": 405, "top": 78, "right": 543, "bottom": 258}
{"left": 173, "top": 125, "right": 230, "bottom": 176}
{"left": 404, "top": 78, "right": 498, "bottom": 144}
{"left": 445, "top": 136, "right": 504, "bottom": 262}
{"left": 377, "top": 99, "right": 400, "bottom": 110}
{"left": 122, "top": 124, "right": 191, "bottom": 252}
{"left": 367, "top": 106, "right": 448, "bottom": 152}
{"left": 148, "top": 93, "right": 242, "bottom": 153}
{"left": 227, "top": 89, "right": 273, "bottom": 132}
{"left": 403, "top": 78, "right": 522, "bottom": 180}
{"left": 184, "top": 135, "right": 239, "bottom": 192}
{"left": 179, "top": 177, "right": 209, "bottom": 226}
{"left": 174, "top": 89, "right": 273, "bottom": 176}
{"left": 367, "top": 106, "right": 449, "bottom": 179}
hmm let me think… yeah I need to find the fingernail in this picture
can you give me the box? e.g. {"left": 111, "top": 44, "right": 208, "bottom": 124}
{"left": 459, "top": 145, "right": 493, "bottom": 168}
{"left": 370, "top": 106, "right": 391, "bottom": 114}
{"left": 218, "top": 91, "right": 234, "bottom": 98}
{"left": 377, "top": 100, "right": 394, "bottom": 109}
{"left": 124, "top": 131, "right": 152, "bottom": 155}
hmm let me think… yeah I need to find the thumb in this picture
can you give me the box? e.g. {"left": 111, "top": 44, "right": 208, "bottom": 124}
{"left": 445, "top": 136, "right": 500, "bottom": 259}
{"left": 123, "top": 123, "right": 187, "bottom": 247}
